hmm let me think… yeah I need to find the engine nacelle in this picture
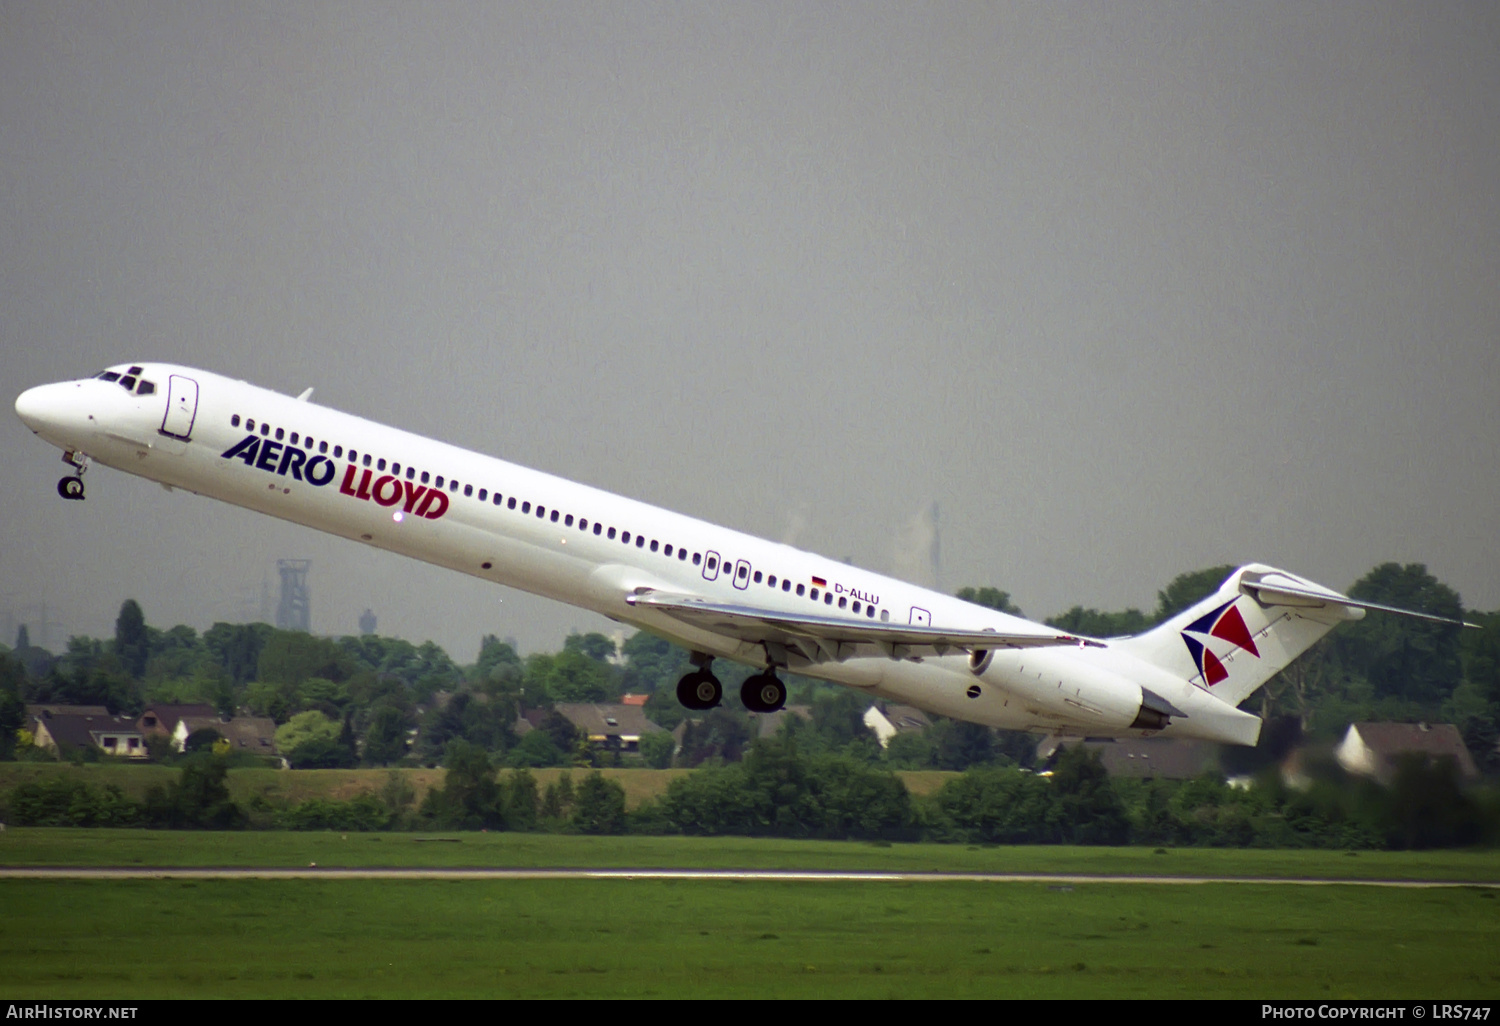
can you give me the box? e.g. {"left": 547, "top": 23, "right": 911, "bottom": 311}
{"left": 969, "top": 649, "right": 1178, "bottom": 732}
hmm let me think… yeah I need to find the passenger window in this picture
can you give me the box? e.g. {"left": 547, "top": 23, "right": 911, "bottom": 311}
{"left": 678, "top": 549, "right": 687, "bottom": 560}
{"left": 450, "top": 480, "right": 459, "bottom": 492}
{"left": 867, "top": 606, "right": 877, "bottom": 619}
{"left": 537, "top": 505, "right": 545, "bottom": 518}
{"left": 664, "top": 544, "right": 673, "bottom": 557}
{"left": 391, "top": 462, "right": 400, "bottom": 474}
{"left": 464, "top": 485, "right": 473, "bottom": 497}
{"left": 436, "top": 476, "right": 444, "bottom": 487}
{"left": 881, "top": 609, "right": 890, "bottom": 622}
{"left": 853, "top": 601, "right": 861, "bottom": 614}
{"left": 350, "top": 449, "right": 358, "bottom": 461}
{"left": 261, "top": 423, "right": 271, "bottom": 436}
{"left": 707, "top": 556, "right": 717, "bottom": 571}
{"left": 522, "top": 502, "right": 530, "bottom": 514}
{"left": 231, "top": 415, "right": 241, "bottom": 427}
{"left": 607, "top": 527, "right": 616, "bottom": 540}
{"left": 377, "top": 458, "right": 386, "bottom": 471}
{"left": 550, "top": 510, "right": 559, "bottom": 523}
{"left": 478, "top": 489, "right": 487, "bottom": 501}
{"left": 593, "top": 524, "right": 602, "bottom": 535}
{"left": 564, "top": 514, "right": 573, "bottom": 527}
{"left": 622, "top": 531, "right": 631, "bottom": 543}
{"left": 692, "top": 553, "right": 701, "bottom": 565}
{"left": 811, "top": 588, "right": 819, "bottom": 600}
{"left": 334, "top": 445, "right": 342, "bottom": 457}
{"left": 737, "top": 565, "right": 748, "bottom": 579}
{"left": 421, "top": 471, "right": 430, "bottom": 484}
{"left": 782, "top": 581, "right": 791, "bottom": 592}
{"left": 276, "top": 428, "right": 285, "bottom": 441}
{"left": 291, "top": 432, "right": 299, "bottom": 445}
{"left": 407, "top": 467, "right": 415, "bottom": 479}
{"left": 825, "top": 594, "right": 833, "bottom": 605}
{"left": 838, "top": 597, "right": 847, "bottom": 609}
{"left": 753, "top": 571, "right": 762, "bottom": 583}
{"left": 508, "top": 498, "right": 516, "bottom": 510}
{"left": 363, "top": 454, "right": 372, "bottom": 467}
{"left": 493, "top": 494, "right": 502, "bottom": 505}
{"left": 649, "top": 540, "right": 658, "bottom": 552}
{"left": 796, "top": 584, "right": 805, "bottom": 596}
{"left": 319, "top": 441, "right": 328, "bottom": 454}
{"left": 246, "top": 418, "right": 255, "bottom": 430}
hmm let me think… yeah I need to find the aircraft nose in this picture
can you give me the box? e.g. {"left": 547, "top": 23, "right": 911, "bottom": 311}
{"left": 15, "top": 381, "right": 85, "bottom": 439}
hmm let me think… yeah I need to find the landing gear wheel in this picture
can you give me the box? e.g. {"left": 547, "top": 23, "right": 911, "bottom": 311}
{"left": 57, "top": 476, "right": 85, "bottom": 500}
{"left": 676, "top": 670, "right": 722, "bottom": 711}
{"left": 741, "top": 673, "right": 787, "bottom": 713}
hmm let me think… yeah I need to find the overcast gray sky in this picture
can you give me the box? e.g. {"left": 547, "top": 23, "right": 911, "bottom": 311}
{"left": 2, "top": 2, "right": 1496, "bottom": 662}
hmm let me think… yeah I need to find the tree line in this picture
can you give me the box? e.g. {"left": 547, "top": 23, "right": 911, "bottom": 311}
{"left": 6, "top": 736, "right": 1495, "bottom": 850}
{"left": 1, "top": 562, "right": 1495, "bottom": 779}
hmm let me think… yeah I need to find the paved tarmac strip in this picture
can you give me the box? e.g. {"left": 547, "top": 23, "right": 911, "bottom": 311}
{"left": 1, "top": 867, "right": 1497, "bottom": 887}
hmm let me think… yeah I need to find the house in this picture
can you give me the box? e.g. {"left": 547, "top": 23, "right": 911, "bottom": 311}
{"left": 862, "top": 703, "right": 932, "bottom": 748}
{"left": 137, "top": 704, "right": 217, "bottom": 738}
{"left": 1037, "top": 736, "right": 1220, "bottom": 780}
{"left": 552, "top": 703, "right": 666, "bottom": 754}
{"left": 1336, "top": 722, "right": 1478, "bottom": 784}
{"left": 171, "top": 714, "right": 280, "bottom": 757}
{"left": 27, "top": 707, "right": 148, "bottom": 760}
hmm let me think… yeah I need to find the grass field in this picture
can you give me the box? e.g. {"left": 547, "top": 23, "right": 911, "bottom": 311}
{"left": 4, "top": 876, "right": 1498, "bottom": 998}
{"left": 2, "top": 829, "right": 1500, "bottom": 998}
{"left": 5, "top": 827, "right": 1500, "bottom": 879}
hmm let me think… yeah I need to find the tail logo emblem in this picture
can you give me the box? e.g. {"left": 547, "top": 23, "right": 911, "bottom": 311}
{"left": 1180, "top": 601, "right": 1260, "bottom": 686}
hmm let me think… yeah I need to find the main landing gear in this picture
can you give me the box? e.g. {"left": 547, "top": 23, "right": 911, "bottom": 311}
{"left": 676, "top": 665, "right": 722, "bottom": 711}
{"left": 57, "top": 450, "right": 88, "bottom": 501}
{"left": 674, "top": 654, "right": 789, "bottom": 714}
{"left": 740, "top": 671, "right": 787, "bottom": 714}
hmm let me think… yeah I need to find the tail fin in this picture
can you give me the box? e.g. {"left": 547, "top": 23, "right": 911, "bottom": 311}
{"left": 1116, "top": 564, "right": 1363, "bottom": 708}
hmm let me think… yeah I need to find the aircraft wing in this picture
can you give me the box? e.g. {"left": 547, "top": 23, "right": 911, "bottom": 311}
{"left": 626, "top": 591, "right": 1104, "bottom": 663}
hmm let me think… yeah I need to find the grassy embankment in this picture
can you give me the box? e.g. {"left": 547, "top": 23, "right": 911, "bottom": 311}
{"left": 0, "top": 762, "right": 957, "bottom": 810}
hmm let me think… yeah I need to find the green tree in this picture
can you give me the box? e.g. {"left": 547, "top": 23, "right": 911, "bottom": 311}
{"left": 112, "top": 599, "right": 150, "bottom": 679}
{"left": 420, "top": 740, "right": 503, "bottom": 829}
{"left": 363, "top": 705, "right": 410, "bottom": 766}
{"left": 564, "top": 632, "right": 616, "bottom": 664}
{"left": 639, "top": 730, "right": 675, "bottom": 769}
{"left": 1051, "top": 745, "right": 1130, "bottom": 844}
{"left": 274, "top": 710, "right": 340, "bottom": 754}
{"left": 1338, "top": 563, "right": 1465, "bottom": 708}
{"left": 503, "top": 768, "right": 540, "bottom": 830}
{"left": 1155, "top": 565, "right": 1237, "bottom": 622}
{"left": 572, "top": 771, "right": 626, "bottom": 834}
{"left": 1045, "top": 606, "right": 1151, "bottom": 638}
{"left": 955, "top": 587, "right": 1023, "bottom": 616}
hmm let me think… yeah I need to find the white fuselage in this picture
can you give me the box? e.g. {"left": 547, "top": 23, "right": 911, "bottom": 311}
{"left": 15, "top": 363, "right": 1263, "bottom": 744}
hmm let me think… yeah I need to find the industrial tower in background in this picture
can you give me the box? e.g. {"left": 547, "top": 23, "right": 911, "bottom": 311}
{"left": 276, "top": 559, "right": 311, "bottom": 633}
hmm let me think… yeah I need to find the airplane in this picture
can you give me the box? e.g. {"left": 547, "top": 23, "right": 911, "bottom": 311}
{"left": 14, "top": 363, "right": 1476, "bottom": 747}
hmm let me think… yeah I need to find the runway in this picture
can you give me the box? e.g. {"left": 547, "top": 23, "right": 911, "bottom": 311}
{"left": 3, "top": 866, "right": 1497, "bottom": 887}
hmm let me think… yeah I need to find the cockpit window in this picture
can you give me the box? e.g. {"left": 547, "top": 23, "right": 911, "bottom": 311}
{"left": 127, "top": 366, "right": 143, "bottom": 375}
{"left": 119, "top": 376, "right": 137, "bottom": 390}
{"left": 99, "top": 372, "right": 120, "bottom": 382}
{"left": 136, "top": 380, "right": 156, "bottom": 395}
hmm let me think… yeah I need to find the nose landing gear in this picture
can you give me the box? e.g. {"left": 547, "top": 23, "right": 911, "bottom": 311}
{"left": 57, "top": 450, "right": 88, "bottom": 501}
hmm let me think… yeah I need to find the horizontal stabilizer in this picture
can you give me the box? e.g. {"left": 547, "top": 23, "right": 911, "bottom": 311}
{"left": 1240, "top": 571, "right": 1478, "bottom": 628}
